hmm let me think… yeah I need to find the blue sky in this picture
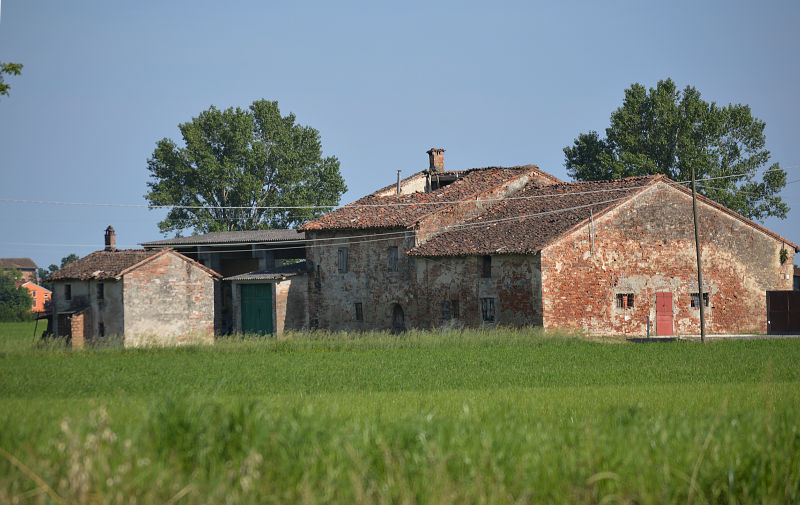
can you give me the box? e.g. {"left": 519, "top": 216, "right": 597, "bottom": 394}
{"left": 1, "top": 0, "right": 798, "bottom": 269}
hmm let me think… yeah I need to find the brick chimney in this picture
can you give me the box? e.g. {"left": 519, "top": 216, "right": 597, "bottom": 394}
{"left": 104, "top": 226, "right": 116, "bottom": 251}
{"left": 427, "top": 148, "right": 445, "bottom": 172}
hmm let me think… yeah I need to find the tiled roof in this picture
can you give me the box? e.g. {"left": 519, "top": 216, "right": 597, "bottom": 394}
{"left": 48, "top": 250, "right": 162, "bottom": 280}
{"left": 410, "top": 176, "right": 661, "bottom": 256}
{"left": 0, "top": 258, "right": 37, "bottom": 270}
{"left": 224, "top": 261, "right": 311, "bottom": 281}
{"left": 301, "top": 166, "right": 547, "bottom": 231}
{"left": 141, "top": 229, "right": 305, "bottom": 247}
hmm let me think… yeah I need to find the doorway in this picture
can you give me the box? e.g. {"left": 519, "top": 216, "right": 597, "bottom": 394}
{"left": 655, "top": 292, "right": 673, "bottom": 336}
{"left": 391, "top": 304, "right": 405, "bottom": 334}
{"left": 241, "top": 284, "right": 273, "bottom": 335}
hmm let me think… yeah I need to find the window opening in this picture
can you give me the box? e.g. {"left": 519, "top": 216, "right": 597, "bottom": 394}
{"left": 97, "top": 283, "right": 104, "bottom": 301}
{"left": 690, "top": 292, "right": 709, "bottom": 308}
{"left": 616, "top": 293, "right": 634, "bottom": 309}
{"left": 98, "top": 322, "right": 105, "bottom": 337}
{"left": 64, "top": 284, "right": 71, "bottom": 301}
{"left": 354, "top": 302, "right": 363, "bottom": 321}
{"left": 442, "top": 300, "right": 451, "bottom": 321}
{"left": 388, "top": 246, "right": 399, "bottom": 272}
{"left": 481, "top": 297, "right": 496, "bottom": 322}
{"left": 451, "top": 299, "right": 459, "bottom": 319}
{"left": 481, "top": 255, "right": 492, "bottom": 278}
{"left": 338, "top": 247, "right": 349, "bottom": 273}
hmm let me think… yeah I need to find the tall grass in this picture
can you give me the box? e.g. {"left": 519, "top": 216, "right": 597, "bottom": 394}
{"left": 1, "top": 323, "right": 799, "bottom": 504}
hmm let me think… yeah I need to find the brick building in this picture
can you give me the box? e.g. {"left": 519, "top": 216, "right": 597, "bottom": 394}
{"left": 21, "top": 281, "right": 51, "bottom": 312}
{"left": 48, "top": 227, "right": 221, "bottom": 347}
{"left": 301, "top": 149, "right": 797, "bottom": 336}
{"left": 0, "top": 257, "right": 37, "bottom": 282}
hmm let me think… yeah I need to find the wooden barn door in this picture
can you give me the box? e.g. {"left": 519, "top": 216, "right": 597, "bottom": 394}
{"left": 241, "top": 284, "right": 273, "bottom": 335}
{"left": 655, "top": 292, "right": 673, "bottom": 336}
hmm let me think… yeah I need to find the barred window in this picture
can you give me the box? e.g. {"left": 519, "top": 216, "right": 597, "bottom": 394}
{"left": 690, "top": 292, "right": 709, "bottom": 308}
{"left": 338, "top": 247, "right": 349, "bottom": 273}
{"left": 354, "top": 302, "right": 363, "bottom": 321}
{"left": 481, "top": 297, "right": 496, "bottom": 322}
{"left": 616, "top": 293, "right": 634, "bottom": 309}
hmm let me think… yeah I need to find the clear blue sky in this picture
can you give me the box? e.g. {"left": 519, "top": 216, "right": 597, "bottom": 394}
{"left": 1, "top": 0, "right": 798, "bottom": 270}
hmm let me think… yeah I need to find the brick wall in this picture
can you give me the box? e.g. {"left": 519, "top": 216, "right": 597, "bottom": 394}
{"left": 122, "top": 252, "right": 216, "bottom": 347}
{"left": 541, "top": 182, "right": 794, "bottom": 336}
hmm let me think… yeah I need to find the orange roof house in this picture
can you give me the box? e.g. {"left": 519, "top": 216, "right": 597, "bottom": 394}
{"left": 21, "top": 282, "right": 51, "bottom": 313}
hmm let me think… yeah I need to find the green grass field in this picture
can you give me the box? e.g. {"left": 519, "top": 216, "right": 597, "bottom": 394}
{"left": 1, "top": 322, "right": 798, "bottom": 504}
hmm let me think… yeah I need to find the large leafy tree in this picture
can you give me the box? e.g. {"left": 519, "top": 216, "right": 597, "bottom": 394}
{"left": 0, "top": 61, "right": 23, "bottom": 98}
{"left": 0, "top": 268, "right": 33, "bottom": 322}
{"left": 145, "top": 99, "right": 347, "bottom": 234}
{"left": 564, "top": 79, "right": 788, "bottom": 221}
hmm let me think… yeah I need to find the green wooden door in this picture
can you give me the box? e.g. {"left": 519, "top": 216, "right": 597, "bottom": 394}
{"left": 241, "top": 284, "right": 273, "bottom": 335}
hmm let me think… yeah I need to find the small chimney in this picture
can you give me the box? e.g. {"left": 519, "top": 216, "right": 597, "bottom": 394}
{"left": 104, "top": 226, "right": 116, "bottom": 251}
{"left": 396, "top": 170, "right": 402, "bottom": 195}
{"left": 427, "top": 148, "right": 445, "bottom": 172}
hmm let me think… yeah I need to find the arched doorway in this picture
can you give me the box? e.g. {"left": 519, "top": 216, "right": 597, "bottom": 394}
{"left": 391, "top": 303, "right": 405, "bottom": 334}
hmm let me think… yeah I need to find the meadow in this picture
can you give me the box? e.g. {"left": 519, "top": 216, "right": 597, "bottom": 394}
{"left": 0, "top": 322, "right": 798, "bottom": 504}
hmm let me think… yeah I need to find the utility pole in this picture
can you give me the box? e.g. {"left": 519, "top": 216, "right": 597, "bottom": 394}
{"left": 691, "top": 165, "right": 706, "bottom": 343}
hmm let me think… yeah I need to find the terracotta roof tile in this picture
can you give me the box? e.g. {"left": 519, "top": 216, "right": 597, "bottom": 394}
{"left": 410, "top": 176, "right": 661, "bottom": 256}
{"left": 47, "top": 250, "right": 162, "bottom": 280}
{"left": 0, "top": 258, "right": 37, "bottom": 270}
{"left": 301, "top": 166, "right": 549, "bottom": 231}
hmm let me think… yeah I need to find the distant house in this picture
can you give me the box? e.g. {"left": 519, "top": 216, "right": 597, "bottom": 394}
{"left": 0, "top": 258, "right": 37, "bottom": 282}
{"left": 21, "top": 282, "right": 51, "bottom": 313}
{"left": 141, "top": 229, "right": 306, "bottom": 333}
{"left": 48, "top": 226, "right": 221, "bottom": 348}
{"left": 301, "top": 148, "right": 797, "bottom": 336}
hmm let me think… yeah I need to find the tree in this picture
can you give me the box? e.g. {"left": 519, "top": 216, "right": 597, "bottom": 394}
{"left": 564, "top": 79, "right": 788, "bottom": 221}
{"left": 0, "top": 62, "right": 23, "bottom": 98}
{"left": 145, "top": 99, "right": 347, "bottom": 234}
{"left": 0, "top": 268, "right": 33, "bottom": 321}
{"left": 37, "top": 254, "right": 79, "bottom": 289}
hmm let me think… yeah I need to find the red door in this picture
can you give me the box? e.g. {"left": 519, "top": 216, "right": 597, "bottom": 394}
{"left": 655, "top": 292, "right": 673, "bottom": 336}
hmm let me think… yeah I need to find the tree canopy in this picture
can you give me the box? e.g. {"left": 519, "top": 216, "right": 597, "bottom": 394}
{"left": 0, "top": 268, "right": 33, "bottom": 321}
{"left": 0, "top": 62, "right": 23, "bottom": 98}
{"left": 145, "top": 99, "right": 347, "bottom": 234}
{"left": 38, "top": 254, "right": 79, "bottom": 289}
{"left": 563, "top": 79, "right": 788, "bottom": 221}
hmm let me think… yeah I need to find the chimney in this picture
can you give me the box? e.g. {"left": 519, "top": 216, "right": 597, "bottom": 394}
{"left": 396, "top": 170, "right": 402, "bottom": 195}
{"left": 427, "top": 148, "right": 445, "bottom": 172}
{"left": 104, "top": 226, "right": 116, "bottom": 251}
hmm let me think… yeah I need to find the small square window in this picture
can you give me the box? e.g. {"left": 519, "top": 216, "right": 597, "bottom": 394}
{"left": 338, "top": 248, "right": 349, "bottom": 273}
{"left": 616, "top": 293, "right": 634, "bottom": 309}
{"left": 354, "top": 302, "right": 363, "bottom": 321}
{"left": 481, "top": 297, "right": 496, "bottom": 322}
{"left": 388, "top": 246, "right": 399, "bottom": 272}
{"left": 97, "top": 283, "right": 104, "bottom": 301}
{"left": 64, "top": 284, "right": 72, "bottom": 301}
{"left": 690, "top": 292, "right": 709, "bottom": 308}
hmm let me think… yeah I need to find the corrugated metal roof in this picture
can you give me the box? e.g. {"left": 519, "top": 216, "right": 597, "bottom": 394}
{"left": 141, "top": 229, "right": 305, "bottom": 247}
{"left": 224, "top": 261, "right": 310, "bottom": 281}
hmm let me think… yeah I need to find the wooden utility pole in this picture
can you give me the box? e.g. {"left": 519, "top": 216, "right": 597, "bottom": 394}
{"left": 691, "top": 165, "right": 706, "bottom": 343}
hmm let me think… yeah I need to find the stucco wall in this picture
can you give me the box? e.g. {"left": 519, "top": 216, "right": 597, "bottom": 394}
{"left": 541, "top": 182, "right": 795, "bottom": 336}
{"left": 51, "top": 280, "right": 124, "bottom": 341}
{"left": 122, "top": 252, "right": 216, "bottom": 347}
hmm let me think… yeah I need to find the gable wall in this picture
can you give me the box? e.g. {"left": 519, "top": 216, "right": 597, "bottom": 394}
{"left": 122, "top": 253, "right": 216, "bottom": 347}
{"left": 541, "top": 183, "right": 795, "bottom": 336}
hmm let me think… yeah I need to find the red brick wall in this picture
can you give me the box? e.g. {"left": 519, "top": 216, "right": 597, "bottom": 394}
{"left": 541, "top": 183, "right": 794, "bottom": 336}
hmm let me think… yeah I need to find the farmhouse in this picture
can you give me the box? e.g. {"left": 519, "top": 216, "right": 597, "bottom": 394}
{"left": 48, "top": 227, "right": 221, "bottom": 347}
{"left": 21, "top": 281, "right": 51, "bottom": 313}
{"left": 0, "top": 257, "right": 37, "bottom": 282}
{"left": 301, "top": 149, "right": 797, "bottom": 336}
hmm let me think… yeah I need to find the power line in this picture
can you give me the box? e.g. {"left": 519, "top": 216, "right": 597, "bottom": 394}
{"left": 0, "top": 166, "right": 795, "bottom": 211}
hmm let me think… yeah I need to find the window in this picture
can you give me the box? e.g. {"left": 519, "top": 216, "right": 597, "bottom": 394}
{"left": 482, "top": 255, "right": 492, "bottom": 278}
{"left": 338, "top": 247, "right": 349, "bottom": 273}
{"left": 97, "top": 283, "right": 104, "bottom": 301}
{"left": 616, "top": 293, "right": 634, "bottom": 309}
{"left": 354, "top": 302, "right": 363, "bottom": 321}
{"left": 64, "top": 284, "right": 71, "bottom": 301}
{"left": 690, "top": 292, "right": 709, "bottom": 308}
{"left": 388, "top": 246, "right": 399, "bottom": 272}
{"left": 481, "top": 297, "right": 496, "bottom": 323}
{"left": 442, "top": 299, "right": 460, "bottom": 321}
{"left": 314, "top": 265, "right": 321, "bottom": 291}
{"left": 98, "top": 322, "right": 105, "bottom": 337}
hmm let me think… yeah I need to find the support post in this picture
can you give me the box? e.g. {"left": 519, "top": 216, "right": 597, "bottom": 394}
{"left": 691, "top": 165, "right": 706, "bottom": 343}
